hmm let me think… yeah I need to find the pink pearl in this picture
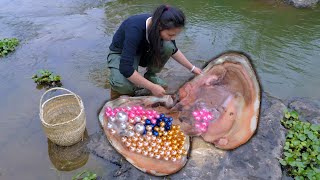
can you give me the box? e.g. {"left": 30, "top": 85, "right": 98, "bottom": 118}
{"left": 202, "top": 122, "right": 208, "bottom": 127}
{"left": 152, "top": 110, "right": 157, "bottom": 114}
{"left": 110, "top": 111, "right": 115, "bottom": 116}
{"left": 137, "top": 106, "right": 143, "bottom": 110}
{"left": 151, "top": 119, "right": 157, "bottom": 124}
{"left": 141, "top": 110, "right": 146, "bottom": 115}
{"left": 203, "top": 116, "right": 209, "bottom": 121}
{"left": 195, "top": 123, "right": 201, "bottom": 129}
{"left": 129, "top": 113, "right": 135, "bottom": 118}
{"left": 195, "top": 116, "right": 201, "bottom": 121}
{"left": 192, "top": 111, "right": 198, "bottom": 117}
{"left": 207, "top": 114, "right": 213, "bottom": 120}
{"left": 132, "top": 106, "right": 138, "bottom": 111}
{"left": 146, "top": 110, "right": 151, "bottom": 115}
{"left": 155, "top": 114, "right": 160, "bottom": 119}
{"left": 148, "top": 115, "right": 153, "bottom": 119}
{"left": 201, "top": 108, "right": 207, "bottom": 113}
{"left": 200, "top": 126, "right": 207, "bottom": 132}
{"left": 105, "top": 112, "right": 110, "bottom": 117}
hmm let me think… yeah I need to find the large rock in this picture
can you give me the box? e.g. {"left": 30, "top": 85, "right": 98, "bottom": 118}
{"left": 286, "top": 97, "right": 320, "bottom": 124}
{"left": 286, "top": 0, "right": 319, "bottom": 8}
{"left": 87, "top": 93, "right": 287, "bottom": 179}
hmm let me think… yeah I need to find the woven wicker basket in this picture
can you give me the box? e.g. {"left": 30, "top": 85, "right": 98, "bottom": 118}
{"left": 40, "top": 87, "right": 86, "bottom": 146}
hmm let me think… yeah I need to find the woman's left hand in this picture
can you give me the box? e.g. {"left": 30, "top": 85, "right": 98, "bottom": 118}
{"left": 192, "top": 67, "right": 202, "bottom": 75}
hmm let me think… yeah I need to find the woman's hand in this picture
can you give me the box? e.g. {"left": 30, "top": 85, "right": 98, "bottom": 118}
{"left": 192, "top": 67, "right": 202, "bottom": 75}
{"left": 150, "top": 84, "right": 166, "bottom": 97}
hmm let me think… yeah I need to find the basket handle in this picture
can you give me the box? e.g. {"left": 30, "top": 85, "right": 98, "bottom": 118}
{"left": 39, "top": 87, "right": 82, "bottom": 115}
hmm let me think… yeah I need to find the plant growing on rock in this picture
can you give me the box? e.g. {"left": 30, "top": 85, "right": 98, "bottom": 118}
{"left": 0, "top": 38, "right": 19, "bottom": 57}
{"left": 32, "top": 69, "right": 62, "bottom": 88}
{"left": 280, "top": 110, "right": 320, "bottom": 180}
{"left": 72, "top": 170, "right": 98, "bottom": 180}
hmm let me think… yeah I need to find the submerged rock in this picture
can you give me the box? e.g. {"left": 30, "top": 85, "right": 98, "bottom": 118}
{"left": 286, "top": 0, "right": 319, "bottom": 8}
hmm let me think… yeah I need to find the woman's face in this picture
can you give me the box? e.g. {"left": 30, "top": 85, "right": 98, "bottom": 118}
{"left": 160, "top": 27, "right": 183, "bottom": 41}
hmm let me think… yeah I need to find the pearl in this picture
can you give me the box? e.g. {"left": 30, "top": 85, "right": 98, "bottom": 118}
{"left": 129, "top": 146, "right": 136, "bottom": 152}
{"left": 151, "top": 135, "right": 157, "bottom": 141}
{"left": 176, "top": 155, "right": 182, "bottom": 160}
{"left": 154, "top": 126, "right": 160, "bottom": 132}
{"left": 143, "top": 150, "right": 148, "bottom": 156}
{"left": 156, "top": 144, "right": 161, "bottom": 149}
{"left": 139, "top": 137, "right": 144, "bottom": 142}
{"left": 161, "top": 146, "right": 167, "bottom": 151}
{"left": 127, "top": 130, "right": 135, "bottom": 137}
{"left": 153, "top": 148, "right": 159, "bottom": 153}
{"left": 156, "top": 138, "right": 162, "bottom": 144}
{"left": 135, "top": 133, "right": 141, "bottom": 137}
{"left": 148, "top": 152, "right": 154, "bottom": 158}
{"left": 163, "top": 131, "right": 168, "bottom": 136}
{"left": 116, "top": 111, "right": 128, "bottom": 122}
{"left": 159, "top": 150, "right": 165, "bottom": 156}
{"left": 108, "top": 116, "right": 116, "bottom": 122}
{"left": 125, "top": 141, "right": 131, "bottom": 147}
{"left": 145, "top": 135, "right": 151, "bottom": 141}
{"left": 151, "top": 119, "right": 157, "bottom": 124}
{"left": 182, "top": 149, "right": 187, "bottom": 156}
{"left": 160, "top": 127, "right": 165, "bottom": 132}
{"left": 172, "top": 125, "right": 176, "bottom": 130}
{"left": 134, "top": 123, "right": 145, "bottom": 134}
{"left": 134, "top": 116, "right": 141, "bottom": 123}
{"left": 147, "top": 146, "right": 152, "bottom": 152}
{"left": 121, "top": 137, "right": 127, "bottom": 142}
{"left": 110, "top": 129, "right": 116, "bottom": 134}
{"left": 146, "top": 125, "right": 152, "bottom": 131}
{"left": 147, "top": 131, "right": 153, "bottom": 136}
{"left": 171, "top": 150, "right": 177, "bottom": 155}
{"left": 143, "top": 141, "right": 149, "bottom": 147}
{"left": 136, "top": 148, "right": 142, "bottom": 153}
{"left": 177, "top": 149, "right": 183, "bottom": 154}
{"left": 155, "top": 154, "right": 161, "bottom": 159}
{"left": 131, "top": 143, "right": 137, "bottom": 147}
{"left": 167, "top": 146, "right": 172, "bottom": 151}
{"left": 163, "top": 156, "right": 169, "bottom": 161}
{"left": 107, "top": 122, "right": 115, "bottom": 129}
{"left": 160, "top": 122, "right": 166, "bottom": 127}
{"left": 137, "top": 141, "right": 143, "bottom": 147}
{"left": 132, "top": 136, "right": 138, "bottom": 142}
{"left": 151, "top": 142, "right": 156, "bottom": 147}
{"left": 127, "top": 124, "right": 134, "bottom": 130}
{"left": 171, "top": 157, "right": 177, "bottom": 162}
{"left": 118, "top": 122, "right": 127, "bottom": 129}
{"left": 164, "top": 142, "right": 170, "bottom": 147}
{"left": 129, "top": 118, "right": 135, "bottom": 124}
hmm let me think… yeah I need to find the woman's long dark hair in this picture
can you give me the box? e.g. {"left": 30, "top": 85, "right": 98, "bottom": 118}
{"left": 148, "top": 4, "right": 185, "bottom": 67}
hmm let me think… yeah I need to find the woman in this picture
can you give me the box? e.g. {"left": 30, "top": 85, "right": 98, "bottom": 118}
{"left": 107, "top": 4, "right": 202, "bottom": 98}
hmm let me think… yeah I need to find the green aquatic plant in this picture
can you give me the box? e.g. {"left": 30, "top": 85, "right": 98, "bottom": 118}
{"left": 280, "top": 110, "right": 320, "bottom": 180}
{"left": 0, "top": 38, "right": 19, "bottom": 57}
{"left": 32, "top": 69, "right": 62, "bottom": 88}
{"left": 72, "top": 170, "right": 98, "bottom": 180}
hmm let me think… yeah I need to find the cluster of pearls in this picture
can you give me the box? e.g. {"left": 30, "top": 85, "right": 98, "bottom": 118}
{"left": 105, "top": 106, "right": 187, "bottom": 162}
{"left": 192, "top": 108, "right": 214, "bottom": 133}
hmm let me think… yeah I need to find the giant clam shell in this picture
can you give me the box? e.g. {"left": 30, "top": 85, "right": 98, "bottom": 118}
{"left": 174, "top": 52, "right": 261, "bottom": 149}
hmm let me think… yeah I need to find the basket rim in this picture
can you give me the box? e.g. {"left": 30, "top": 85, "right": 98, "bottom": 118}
{"left": 40, "top": 94, "right": 85, "bottom": 127}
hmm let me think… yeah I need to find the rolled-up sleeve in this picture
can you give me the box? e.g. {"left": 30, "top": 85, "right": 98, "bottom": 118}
{"left": 119, "top": 26, "right": 142, "bottom": 78}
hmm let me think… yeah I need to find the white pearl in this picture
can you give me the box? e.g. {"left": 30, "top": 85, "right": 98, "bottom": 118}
{"left": 127, "top": 130, "right": 135, "bottom": 137}
{"left": 116, "top": 111, "right": 128, "bottom": 122}
{"left": 107, "top": 122, "right": 114, "bottom": 129}
{"left": 134, "top": 116, "right": 141, "bottom": 123}
{"left": 108, "top": 116, "right": 116, "bottom": 122}
{"left": 134, "top": 123, "right": 145, "bottom": 134}
{"left": 118, "top": 122, "right": 127, "bottom": 129}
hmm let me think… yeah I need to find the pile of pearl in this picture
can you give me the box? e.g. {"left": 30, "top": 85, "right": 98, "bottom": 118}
{"left": 192, "top": 108, "right": 214, "bottom": 132}
{"left": 105, "top": 106, "right": 187, "bottom": 162}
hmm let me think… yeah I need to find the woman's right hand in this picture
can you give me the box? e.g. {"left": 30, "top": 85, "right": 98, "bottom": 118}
{"left": 150, "top": 84, "right": 166, "bottom": 97}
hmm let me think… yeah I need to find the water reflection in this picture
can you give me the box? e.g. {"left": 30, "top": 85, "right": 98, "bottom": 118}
{"left": 48, "top": 130, "right": 89, "bottom": 171}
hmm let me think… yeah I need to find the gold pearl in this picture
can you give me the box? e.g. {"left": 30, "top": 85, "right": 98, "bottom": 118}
{"left": 165, "top": 150, "right": 171, "bottom": 156}
{"left": 160, "top": 122, "right": 165, "bottom": 127}
{"left": 127, "top": 137, "right": 132, "bottom": 142}
{"left": 176, "top": 154, "right": 182, "bottom": 160}
{"left": 129, "top": 146, "right": 136, "bottom": 152}
{"left": 125, "top": 141, "right": 131, "bottom": 147}
{"left": 155, "top": 154, "right": 161, "bottom": 159}
{"left": 127, "top": 124, "right": 134, "bottom": 130}
{"left": 147, "top": 146, "right": 153, "bottom": 152}
{"left": 137, "top": 141, "right": 143, "bottom": 147}
{"left": 177, "top": 149, "right": 183, "bottom": 154}
{"left": 159, "top": 127, "right": 165, "bottom": 132}
{"left": 168, "top": 131, "right": 173, "bottom": 136}
{"left": 121, "top": 137, "right": 127, "bottom": 142}
{"left": 156, "top": 138, "right": 162, "bottom": 144}
{"left": 139, "top": 137, "right": 144, "bottom": 142}
{"left": 147, "top": 131, "right": 153, "bottom": 136}
{"left": 158, "top": 132, "right": 163, "bottom": 136}
{"left": 136, "top": 147, "right": 142, "bottom": 153}
{"left": 163, "top": 131, "right": 168, "bottom": 136}
{"left": 154, "top": 126, "right": 160, "bottom": 131}
{"left": 171, "top": 156, "right": 177, "bottom": 162}
{"left": 146, "top": 125, "right": 152, "bottom": 131}
{"left": 167, "top": 146, "right": 173, "bottom": 151}
{"left": 180, "top": 132, "right": 184, "bottom": 136}
{"left": 176, "top": 125, "right": 180, "bottom": 129}
{"left": 164, "top": 142, "right": 170, "bottom": 146}
{"left": 151, "top": 135, "right": 157, "bottom": 141}
{"left": 153, "top": 148, "right": 159, "bottom": 153}
{"left": 110, "top": 129, "right": 116, "bottom": 134}
{"left": 161, "top": 136, "right": 167, "bottom": 141}
{"left": 143, "top": 141, "right": 149, "bottom": 146}
{"left": 159, "top": 150, "right": 165, "bottom": 156}
{"left": 131, "top": 143, "right": 137, "bottom": 147}
{"left": 129, "top": 118, "right": 135, "bottom": 124}
{"left": 182, "top": 149, "right": 187, "bottom": 156}
{"left": 171, "top": 150, "right": 177, "bottom": 155}
{"left": 167, "top": 136, "right": 172, "bottom": 140}
{"left": 149, "top": 152, "right": 154, "bottom": 158}
{"left": 143, "top": 150, "right": 148, "bottom": 156}
{"left": 172, "top": 145, "right": 178, "bottom": 150}
{"left": 151, "top": 142, "right": 156, "bottom": 147}
{"left": 156, "top": 144, "right": 162, "bottom": 149}
{"left": 132, "top": 136, "right": 138, "bottom": 142}
{"left": 161, "top": 146, "right": 167, "bottom": 151}
{"left": 172, "top": 125, "right": 176, "bottom": 130}
{"left": 145, "top": 135, "right": 151, "bottom": 141}
{"left": 163, "top": 156, "right": 169, "bottom": 161}
{"left": 135, "top": 133, "right": 141, "bottom": 137}
{"left": 172, "top": 140, "right": 177, "bottom": 145}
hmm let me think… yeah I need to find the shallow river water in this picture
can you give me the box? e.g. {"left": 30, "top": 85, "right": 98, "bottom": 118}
{"left": 0, "top": 0, "right": 319, "bottom": 179}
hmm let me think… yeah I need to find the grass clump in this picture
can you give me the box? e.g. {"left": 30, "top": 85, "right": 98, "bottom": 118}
{"left": 280, "top": 110, "right": 320, "bottom": 180}
{"left": 72, "top": 170, "right": 98, "bottom": 180}
{"left": 0, "top": 38, "right": 19, "bottom": 57}
{"left": 32, "top": 69, "right": 62, "bottom": 88}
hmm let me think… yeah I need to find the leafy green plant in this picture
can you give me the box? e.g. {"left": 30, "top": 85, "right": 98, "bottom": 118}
{"left": 0, "top": 38, "right": 19, "bottom": 57}
{"left": 32, "top": 69, "right": 62, "bottom": 88}
{"left": 72, "top": 170, "right": 98, "bottom": 180}
{"left": 280, "top": 110, "right": 320, "bottom": 180}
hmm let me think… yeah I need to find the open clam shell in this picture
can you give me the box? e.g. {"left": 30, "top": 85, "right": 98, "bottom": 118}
{"left": 98, "top": 95, "right": 190, "bottom": 176}
{"left": 175, "top": 52, "right": 261, "bottom": 150}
